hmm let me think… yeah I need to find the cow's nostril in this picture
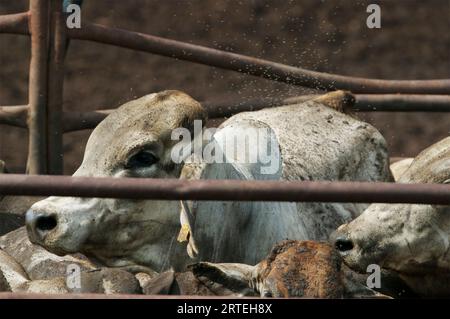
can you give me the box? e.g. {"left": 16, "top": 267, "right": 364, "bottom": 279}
{"left": 335, "top": 237, "right": 354, "bottom": 252}
{"left": 35, "top": 215, "right": 57, "bottom": 232}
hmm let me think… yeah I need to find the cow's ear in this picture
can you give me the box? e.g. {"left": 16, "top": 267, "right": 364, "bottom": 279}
{"left": 188, "top": 262, "right": 258, "bottom": 296}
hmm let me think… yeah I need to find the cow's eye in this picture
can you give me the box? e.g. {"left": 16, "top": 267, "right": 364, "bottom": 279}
{"left": 126, "top": 151, "right": 159, "bottom": 169}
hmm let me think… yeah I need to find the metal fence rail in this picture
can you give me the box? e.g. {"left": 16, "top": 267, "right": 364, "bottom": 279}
{"left": 67, "top": 23, "right": 450, "bottom": 94}
{"left": 3, "top": 94, "right": 450, "bottom": 133}
{"left": 0, "top": 292, "right": 264, "bottom": 299}
{"left": 0, "top": 2, "right": 449, "bottom": 174}
{"left": 1, "top": 11, "right": 450, "bottom": 94}
{"left": 27, "top": 1, "right": 50, "bottom": 174}
{"left": 0, "top": 174, "right": 449, "bottom": 205}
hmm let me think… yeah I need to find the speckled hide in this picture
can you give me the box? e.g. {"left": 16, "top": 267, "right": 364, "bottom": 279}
{"left": 253, "top": 240, "right": 344, "bottom": 298}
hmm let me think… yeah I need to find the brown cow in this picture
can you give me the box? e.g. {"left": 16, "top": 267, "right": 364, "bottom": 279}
{"left": 142, "top": 240, "right": 388, "bottom": 298}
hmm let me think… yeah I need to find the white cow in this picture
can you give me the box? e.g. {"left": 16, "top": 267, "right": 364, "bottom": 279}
{"left": 25, "top": 90, "right": 392, "bottom": 273}
{"left": 333, "top": 136, "right": 450, "bottom": 297}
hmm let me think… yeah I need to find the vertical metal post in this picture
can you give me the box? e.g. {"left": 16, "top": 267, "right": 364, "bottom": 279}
{"left": 27, "top": 0, "right": 50, "bottom": 174}
{"left": 47, "top": 0, "right": 66, "bottom": 174}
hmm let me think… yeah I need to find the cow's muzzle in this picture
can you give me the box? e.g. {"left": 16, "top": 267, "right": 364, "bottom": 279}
{"left": 26, "top": 209, "right": 58, "bottom": 244}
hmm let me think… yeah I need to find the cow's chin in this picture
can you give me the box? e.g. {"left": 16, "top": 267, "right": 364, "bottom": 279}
{"left": 384, "top": 258, "right": 449, "bottom": 277}
{"left": 82, "top": 250, "right": 128, "bottom": 267}
{"left": 45, "top": 237, "right": 86, "bottom": 256}
{"left": 339, "top": 245, "right": 389, "bottom": 275}
{"left": 81, "top": 249, "right": 154, "bottom": 274}
{"left": 29, "top": 238, "right": 82, "bottom": 257}
{"left": 340, "top": 244, "right": 391, "bottom": 274}
{"left": 28, "top": 242, "right": 66, "bottom": 257}
{"left": 341, "top": 247, "right": 439, "bottom": 279}
{"left": 28, "top": 226, "right": 90, "bottom": 257}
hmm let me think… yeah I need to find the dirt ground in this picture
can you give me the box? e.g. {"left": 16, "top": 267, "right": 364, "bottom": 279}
{"left": 0, "top": 0, "right": 449, "bottom": 174}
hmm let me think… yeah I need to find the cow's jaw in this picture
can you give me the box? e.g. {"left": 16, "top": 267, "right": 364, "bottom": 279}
{"left": 26, "top": 194, "right": 185, "bottom": 271}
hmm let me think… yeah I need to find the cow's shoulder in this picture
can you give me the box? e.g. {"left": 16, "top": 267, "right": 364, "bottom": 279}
{"left": 224, "top": 93, "right": 391, "bottom": 182}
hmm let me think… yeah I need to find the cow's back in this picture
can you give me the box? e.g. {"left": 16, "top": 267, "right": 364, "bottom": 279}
{"left": 220, "top": 99, "right": 392, "bottom": 240}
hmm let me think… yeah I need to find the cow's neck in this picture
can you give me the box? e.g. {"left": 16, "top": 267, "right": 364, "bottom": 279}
{"left": 188, "top": 159, "right": 307, "bottom": 266}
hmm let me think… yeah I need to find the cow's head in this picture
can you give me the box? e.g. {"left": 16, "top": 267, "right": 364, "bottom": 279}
{"left": 332, "top": 137, "right": 450, "bottom": 295}
{"left": 190, "top": 240, "right": 346, "bottom": 298}
{"left": 26, "top": 91, "right": 206, "bottom": 270}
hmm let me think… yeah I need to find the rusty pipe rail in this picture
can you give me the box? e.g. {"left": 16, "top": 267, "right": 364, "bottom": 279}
{"left": 0, "top": 292, "right": 265, "bottom": 299}
{"left": 0, "top": 7, "right": 449, "bottom": 174}
{"left": 0, "top": 174, "right": 449, "bottom": 205}
{"left": 1, "top": 11, "right": 449, "bottom": 94}
{"left": 0, "top": 105, "right": 28, "bottom": 128}
{"left": 2, "top": 94, "right": 450, "bottom": 132}
{"left": 65, "top": 23, "right": 450, "bottom": 94}
{"left": 354, "top": 94, "right": 450, "bottom": 112}
{"left": 46, "top": 0, "right": 67, "bottom": 174}
{"left": 203, "top": 94, "right": 450, "bottom": 116}
{"left": 27, "top": 1, "right": 50, "bottom": 175}
{"left": 0, "top": 12, "right": 29, "bottom": 34}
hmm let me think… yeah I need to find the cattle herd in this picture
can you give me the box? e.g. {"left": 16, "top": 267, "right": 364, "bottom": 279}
{"left": 0, "top": 90, "right": 449, "bottom": 298}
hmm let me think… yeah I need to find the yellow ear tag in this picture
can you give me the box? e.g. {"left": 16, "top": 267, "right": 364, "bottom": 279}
{"left": 177, "top": 223, "right": 190, "bottom": 243}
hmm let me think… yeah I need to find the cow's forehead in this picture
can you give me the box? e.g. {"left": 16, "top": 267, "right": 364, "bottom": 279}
{"left": 80, "top": 90, "right": 203, "bottom": 172}
{"left": 94, "top": 91, "right": 197, "bottom": 137}
{"left": 400, "top": 136, "right": 450, "bottom": 183}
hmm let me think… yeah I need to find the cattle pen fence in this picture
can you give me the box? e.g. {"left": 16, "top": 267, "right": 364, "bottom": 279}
{"left": 0, "top": 0, "right": 449, "bottom": 301}
{"left": 0, "top": 0, "right": 450, "bottom": 204}
{"left": 0, "top": 2, "right": 449, "bottom": 208}
{"left": 1, "top": 0, "right": 450, "bottom": 174}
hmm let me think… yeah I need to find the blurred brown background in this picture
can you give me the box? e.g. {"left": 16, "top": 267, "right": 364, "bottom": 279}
{"left": 0, "top": 0, "right": 449, "bottom": 174}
